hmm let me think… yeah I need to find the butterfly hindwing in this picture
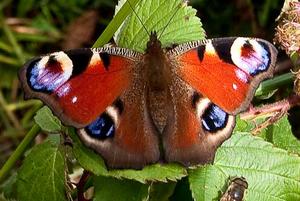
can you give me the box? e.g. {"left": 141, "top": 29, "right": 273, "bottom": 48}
{"left": 163, "top": 77, "right": 235, "bottom": 166}
{"left": 77, "top": 68, "right": 161, "bottom": 169}
{"left": 172, "top": 37, "right": 278, "bottom": 115}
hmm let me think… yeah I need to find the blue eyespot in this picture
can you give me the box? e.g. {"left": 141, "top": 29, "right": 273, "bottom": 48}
{"left": 85, "top": 113, "right": 115, "bottom": 139}
{"left": 26, "top": 58, "right": 50, "bottom": 92}
{"left": 28, "top": 63, "right": 53, "bottom": 92}
{"left": 202, "top": 104, "right": 228, "bottom": 132}
{"left": 26, "top": 55, "right": 71, "bottom": 93}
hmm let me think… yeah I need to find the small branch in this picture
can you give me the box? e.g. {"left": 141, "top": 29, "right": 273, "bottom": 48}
{"left": 255, "top": 72, "right": 294, "bottom": 97}
{"left": 240, "top": 95, "right": 300, "bottom": 134}
{"left": 240, "top": 94, "right": 300, "bottom": 120}
{"left": 77, "top": 170, "right": 91, "bottom": 201}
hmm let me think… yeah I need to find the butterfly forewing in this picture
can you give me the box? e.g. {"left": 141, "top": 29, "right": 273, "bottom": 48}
{"left": 171, "top": 37, "right": 278, "bottom": 115}
{"left": 19, "top": 48, "right": 140, "bottom": 128}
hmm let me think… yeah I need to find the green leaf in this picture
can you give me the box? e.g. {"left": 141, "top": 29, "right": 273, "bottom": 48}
{"left": 234, "top": 116, "right": 270, "bottom": 141}
{"left": 267, "top": 115, "right": 300, "bottom": 154}
{"left": 255, "top": 72, "right": 294, "bottom": 97}
{"left": 107, "top": 163, "right": 187, "bottom": 183}
{"left": 234, "top": 116, "right": 254, "bottom": 133}
{"left": 34, "top": 106, "right": 62, "bottom": 133}
{"left": 69, "top": 129, "right": 108, "bottom": 175}
{"left": 1, "top": 172, "right": 17, "bottom": 200}
{"left": 114, "top": 0, "right": 205, "bottom": 52}
{"left": 189, "top": 132, "right": 300, "bottom": 201}
{"left": 69, "top": 129, "right": 187, "bottom": 183}
{"left": 17, "top": 140, "right": 66, "bottom": 201}
{"left": 94, "top": 176, "right": 149, "bottom": 201}
{"left": 148, "top": 182, "right": 176, "bottom": 201}
{"left": 92, "top": 0, "right": 140, "bottom": 47}
{"left": 17, "top": 0, "right": 35, "bottom": 16}
{"left": 170, "top": 177, "right": 193, "bottom": 201}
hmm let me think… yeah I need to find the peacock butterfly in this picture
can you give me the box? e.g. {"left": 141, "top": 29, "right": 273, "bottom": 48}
{"left": 18, "top": 8, "right": 277, "bottom": 169}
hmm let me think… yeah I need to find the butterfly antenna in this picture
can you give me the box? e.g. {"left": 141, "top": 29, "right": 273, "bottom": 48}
{"left": 127, "top": 0, "right": 150, "bottom": 37}
{"left": 158, "top": 0, "right": 185, "bottom": 39}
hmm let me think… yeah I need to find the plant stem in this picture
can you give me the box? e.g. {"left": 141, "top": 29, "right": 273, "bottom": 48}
{"left": 241, "top": 94, "right": 300, "bottom": 120}
{"left": 0, "top": 124, "right": 41, "bottom": 183}
{"left": 255, "top": 72, "right": 294, "bottom": 96}
{"left": 92, "top": 0, "right": 140, "bottom": 48}
{"left": 77, "top": 170, "right": 91, "bottom": 201}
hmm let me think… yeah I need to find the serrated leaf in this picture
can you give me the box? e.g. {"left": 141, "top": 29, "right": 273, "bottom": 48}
{"left": 17, "top": 141, "right": 66, "bottom": 201}
{"left": 114, "top": 0, "right": 205, "bottom": 52}
{"left": 34, "top": 106, "right": 62, "bottom": 133}
{"left": 69, "top": 129, "right": 108, "bottom": 175}
{"left": 267, "top": 115, "right": 300, "bottom": 154}
{"left": 234, "top": 116, "right": 269, "bottom": 140}
{"left": 189, "top": 132, "right": 300, "bottom": 201}
{"left": 94, "top": 176, "right": 149, "bottom": 201}
{"left": 107, "top": 163, "right": 187, "bottom": 183}
{"left": 234, "top": 116, "right": 254, "bottom": 133}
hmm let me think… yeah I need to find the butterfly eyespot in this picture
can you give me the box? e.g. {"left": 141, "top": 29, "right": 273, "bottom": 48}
{"left": 231, "top": 38, "right": 271, "bottom": 76}
{"left": 26, "top": 52, "right": 73, "bottom": 92}
{"left": 201, "top": 104, "right": 228, "bottom": 132}
{"left": 85, "top": 113, "right": 115, "bottom": 139}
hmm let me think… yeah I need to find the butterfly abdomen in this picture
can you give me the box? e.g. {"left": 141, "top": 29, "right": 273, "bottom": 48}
{"left": 147, "top": 89, "right": 170, "bottom": 132}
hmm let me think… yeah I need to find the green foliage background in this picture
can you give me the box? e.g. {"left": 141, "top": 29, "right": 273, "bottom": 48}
{"left": 1, "top": 0, "right": 300, "bottom": 201}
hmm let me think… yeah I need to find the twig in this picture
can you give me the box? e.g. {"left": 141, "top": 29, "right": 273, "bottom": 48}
{"left": 240, "top": 95, "right": 300, "bottom": 135}
{"left": 77, "top": 170, "right": 91, "bottom": 201}
{"left": 240, "top": 94, "right": 300, "bottom": 120}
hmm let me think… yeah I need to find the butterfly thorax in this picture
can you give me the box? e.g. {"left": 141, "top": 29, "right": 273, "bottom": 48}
{"left": 145, "top": 32, "right": 171, "bottom": 90}
{"left": 144, "top": 33, "right": 172, "bottom": 132}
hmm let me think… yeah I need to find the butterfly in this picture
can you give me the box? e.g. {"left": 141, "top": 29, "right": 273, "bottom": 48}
{"left": 220, "top": 177, "right": 248, "bottom": 201}
{"left": 18, "top": 31, "right": 277, "bottom": 169}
